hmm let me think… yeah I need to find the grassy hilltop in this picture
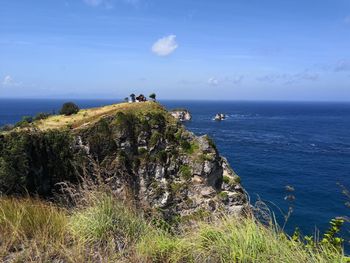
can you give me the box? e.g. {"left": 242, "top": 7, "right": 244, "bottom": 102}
{"left": 0, "top": 102, "right": 348, "bottom": 262}
{"left": 17, "top": 101, "right": 175, "bottom": 131}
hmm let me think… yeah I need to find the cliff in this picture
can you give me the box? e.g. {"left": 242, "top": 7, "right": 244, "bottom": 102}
{"left": 0, "top": 102, "right": 248, "bottom": 219}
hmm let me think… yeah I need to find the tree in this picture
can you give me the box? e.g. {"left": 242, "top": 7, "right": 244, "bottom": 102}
{"left": 124, "top": 97, "right": 129, "bottom": 102}
{"left": 59, "top": 102, "right": 80, "bottom": 116}
{"left": 149, "top": 93, "right": 156, "bottom": 101}
{"left": 130, "top": 93, "right": 136, "bottom": 102}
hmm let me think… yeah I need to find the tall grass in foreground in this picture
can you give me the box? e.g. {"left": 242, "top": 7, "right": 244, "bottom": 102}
{"left": 70, "top": 192, "right": 148, "bottom": 246}
{"left": 0, "top": 191, "right": 348, "bottom": 262}
{"left": 0, "top": 197, "right": 67, "bottom": 241}
{"left": 0, "top": 197, "right": 69, "bottom": 261}
{"left": 137, "top": 216, "right": 347, "bottom": 263}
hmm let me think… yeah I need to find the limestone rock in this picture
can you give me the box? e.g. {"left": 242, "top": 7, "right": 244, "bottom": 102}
{"left": 170, "top": 109, "right": 192, "bottom": 121}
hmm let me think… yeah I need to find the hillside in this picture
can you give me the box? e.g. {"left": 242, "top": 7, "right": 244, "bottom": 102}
{"left": 0, "top": 101, "right": 247, "bottom": 219}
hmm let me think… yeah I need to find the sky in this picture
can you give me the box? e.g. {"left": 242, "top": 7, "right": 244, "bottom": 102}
{"left": 0, "top": 0, "right": 350, "bottom": 101}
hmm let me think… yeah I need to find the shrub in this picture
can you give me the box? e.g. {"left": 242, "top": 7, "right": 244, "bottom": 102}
{"left": 222, "top": 175, "right": 240, "bottom": 186}
{"left": 14, "top": 116, "right": 33, "bottom": 128}
{"left": 165, "top": 125, "right": 177, "bottom": 142}
{"left": 223, "top": 176, "right": 230, "bottom": 184}
{"left": 180, "top": 140, "right": 191, "bottom": 151}
{"left": 0, "top": 124, "right": 14, "bottom": 132}
{"left": 149, "top": 131, "right": 162, "bottom": 147}
{"left": 34, "top": 112, "right": 51, "bottom": 121}
{"left": 156, "top": 150, "right": 167, "bottom": 163}
{"left": 205, "top": 135, "right": 217, "bottom": 151}
{"left": 0, "top": 130, "right": 76, "bottom": 195}
{"left": 218, "top": 191, "right": 229, "bottom": 201}
{"left": 179, "top": 165, "right": 192, "bottom": 180}
{"left": 148, "top": 113, "right": 166, "bottom": 130}
{"left": 60, "top": 102, "right": 80, "bottom": 116}
{"left": 138, "top": 147, "right": 148, "bottom": 155}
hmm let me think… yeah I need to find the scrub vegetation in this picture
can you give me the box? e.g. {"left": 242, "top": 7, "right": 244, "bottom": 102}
{"left": 0, "top": 184, "right": 347, "bottom": 262}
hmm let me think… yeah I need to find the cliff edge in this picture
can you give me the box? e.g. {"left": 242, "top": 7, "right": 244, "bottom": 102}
{"left": 0, "top": 102, "right": 248, "bottom": 220}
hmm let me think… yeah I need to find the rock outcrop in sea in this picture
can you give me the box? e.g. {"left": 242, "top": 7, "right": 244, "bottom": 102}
{"left": 170, "top": 109, "right": 192, "bottom": 121}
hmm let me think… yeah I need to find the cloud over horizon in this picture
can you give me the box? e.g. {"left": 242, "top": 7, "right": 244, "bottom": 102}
{"left": 208, "top": 76, "right": 244, "bottom": 86}
{"left": 208, "top": 77, "right": 219, "bottom": 86}
{"left": 151, "top": 35, "right": 178, "bottom": 56}
{"left": 334, "top": 60, "right": 350, "bottom": 72}
{"left": 257, "top": 71, "right": 319, "bottom": 85}
{"left": 1, "top": 75, "right": 22, "bottom": 88}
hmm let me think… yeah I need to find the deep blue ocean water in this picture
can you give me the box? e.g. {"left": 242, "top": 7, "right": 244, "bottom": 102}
{"left": 1, "top": 99, "right": 350, "bottom": 240}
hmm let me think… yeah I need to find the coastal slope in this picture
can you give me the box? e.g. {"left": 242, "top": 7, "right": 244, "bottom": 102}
{"left": 0, "top": 102, "right": 248, "bottom": 219}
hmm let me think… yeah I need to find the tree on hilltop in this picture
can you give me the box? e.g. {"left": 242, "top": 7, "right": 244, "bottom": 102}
{"left": 60, "top": 102, "right": 80, "bottom": 116}
{"left": 149, "top": 93, "right": 156, "bottom": 101}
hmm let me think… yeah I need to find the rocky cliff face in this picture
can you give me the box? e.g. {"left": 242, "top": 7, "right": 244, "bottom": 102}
{"left": 0, "top": 102, "right": 248, "bottom": 220}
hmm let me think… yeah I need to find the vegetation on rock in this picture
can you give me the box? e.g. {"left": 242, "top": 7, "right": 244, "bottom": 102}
{"left": 149, "top": 93, "right": 156, "bottom": 101}
{"left": 0, "top": 187, "right": 347, "bottom": 262}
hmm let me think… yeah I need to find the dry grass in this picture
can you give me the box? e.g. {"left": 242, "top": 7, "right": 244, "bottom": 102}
{"left": 11, "top": 101, "right": 168, "bottom": 132}
{"left": 0, "top": 192, "right": 347, "bottom": 263}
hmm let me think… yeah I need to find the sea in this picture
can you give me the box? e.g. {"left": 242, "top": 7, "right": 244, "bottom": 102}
{"left": 1, "top": 98, "right": 350, "bottom": 241}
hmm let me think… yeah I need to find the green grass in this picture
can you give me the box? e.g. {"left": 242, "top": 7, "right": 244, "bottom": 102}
{"left": 179, "top": 165, "right": 192, "bottom": 180}
{"left": 218, "top": 191, "right": 229, "bottom": 201}
{"left": 0, "top": 197, "right": 68, "bottom": 241}
{"left": 0, "top": 192, "right": 347, "bottom": 262}
{"left": 70, "top": 192, "right": 148, "bottom": 244}
{"left": 137, "top": 216, "right": 348, "bottom": 263}
{"left": 223, "top": 175, "right": 241, "bottom": 186}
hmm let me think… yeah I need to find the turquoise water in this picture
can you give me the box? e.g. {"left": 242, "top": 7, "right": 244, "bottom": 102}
{"left": 1, "top": 99, "right": 350, "bottom": 240}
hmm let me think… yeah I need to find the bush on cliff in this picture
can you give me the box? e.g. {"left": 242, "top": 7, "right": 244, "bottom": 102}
{"left": 0, "top": 130, "right": 77, "bottom": 195}
{"left": 14, "top": 116, "right": 33, "bottom": 128}
{"left": 34, "top": 112, "right": 51, "bottom": 121}
{"left": 0, "top": 124, "right": 14, "bottom": 132}
{"left": 60, "top": 102, "right": 80, "bottom": 116}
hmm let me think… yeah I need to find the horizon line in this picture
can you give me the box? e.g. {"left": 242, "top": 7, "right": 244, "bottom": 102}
{"left": 1, "top": 97, "right": 350, "bottom": 103}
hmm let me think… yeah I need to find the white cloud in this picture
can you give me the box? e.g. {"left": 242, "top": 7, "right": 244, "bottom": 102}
{"left": 208, "top": 76, "right": 243, "bottom": 86}
{"left": 151, "top": 35, "right": 178, "bottom": 56}
{"left": 334, "top": 60, "right": 350, "bottom": 72}
{"left": 2, "top": 75, "right": 22, "bottom": 88}
{"left": 2, "top": 75, "right": 13, "bottom": 86}
{"left": 257, "top": 70, "right": 319, "bottom": 85}
{"left": 208, "top": 77, "right": 219, "bottom": 86}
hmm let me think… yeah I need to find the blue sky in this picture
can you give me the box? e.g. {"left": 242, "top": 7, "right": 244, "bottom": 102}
{"left": 1, "top": 0, "right": 350, "bottom": 100}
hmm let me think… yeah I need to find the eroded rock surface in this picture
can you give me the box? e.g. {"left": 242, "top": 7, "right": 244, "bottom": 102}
{"left": 0, "top": 103, "right": 248, "bottom": 220}
{"left": 170, "top": 109, "right": 192, "bottom": 122}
